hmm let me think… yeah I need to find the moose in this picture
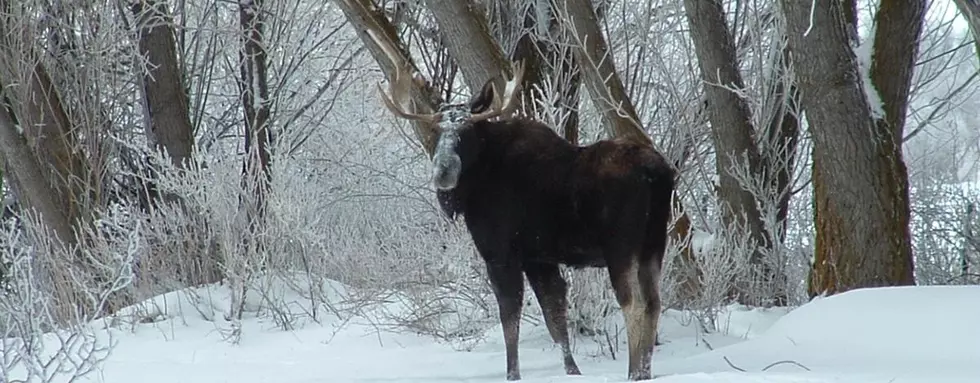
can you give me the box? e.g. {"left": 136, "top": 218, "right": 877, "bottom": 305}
{"left": 368, "top": 30, "right": 675, "bottom": 381}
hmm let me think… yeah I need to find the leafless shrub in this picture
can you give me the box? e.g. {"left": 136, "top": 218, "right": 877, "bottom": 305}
{"left": 0, "top": 206, "right": 138, "bottom": 383}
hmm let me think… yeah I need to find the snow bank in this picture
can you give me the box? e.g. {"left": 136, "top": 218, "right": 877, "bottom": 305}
{"left": 665, "top": 285, "right": 980, "bottom": 382}
{"left": 12, "top": 280, "right": 978, "bottom": 383}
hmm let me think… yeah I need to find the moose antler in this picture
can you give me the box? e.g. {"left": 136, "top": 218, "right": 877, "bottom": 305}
{"left": 367, "top": 29, "right": 441, "bottom": 124}
{"left": 470, "top": 60, "right": 526, "bottom": 122}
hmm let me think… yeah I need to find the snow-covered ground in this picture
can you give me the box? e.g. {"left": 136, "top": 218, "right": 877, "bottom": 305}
{"left": 23, "top": 282, "right": 980, "bottom": 383}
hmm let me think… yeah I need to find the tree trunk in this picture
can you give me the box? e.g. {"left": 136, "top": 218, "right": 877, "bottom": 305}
{"left": 760, "top": 41, "right": 802, "bottom": 305}
{"left": 683, "top": 0, "right": 780, "bottom": 305}
{"left": 870, "top": 0, "right": 927, "bottom": 140}
{"left": 552, "top": 0, "right": 649, "bottom": 145}
{"left": 554, "top": 45, "right": 580, "bottom": 144}
{"left": 0, "top": 100, "right": 73, "bottom": 244}
{"left": 239, "top": 0, "right": 273, "bottom": 223}
{"left": 779, "top": 0, "right": 918, "bottom": 296}
{"left": 510, "top": 3, "right": 549, "bottom": 117}
{"left": 421, "top": 0, "right": 514, "bottom": 93}
{"left": 0, "top": 4, "right": 89, "bottom": 245}
{"left": 132, "top": 0, "right": 195, "bottom": 168}
{"left": 765, "top": 56, "right": 801, "bottom": 244}
{"left": 336, "top": 0, "right": 442, "bottom": 156}
{"left": 507, "top": 0, "right": 580, "bottom": 143}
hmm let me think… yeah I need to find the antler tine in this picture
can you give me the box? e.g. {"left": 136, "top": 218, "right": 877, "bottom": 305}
{"left": 367, "top": 29, "right": 440, "bottom": 124}
{"left": 471, "top": 60, "right": 526, "bottom": 122}
{"left": 497, "top": 60, "right": 525, "bottom": 115}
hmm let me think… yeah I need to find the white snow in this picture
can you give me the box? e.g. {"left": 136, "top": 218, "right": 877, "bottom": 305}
{"left": 13, "top": 281, "right": 980, "bottom": 383}
{"left": 853, "top": 30, "right": 886, "bottom": 121}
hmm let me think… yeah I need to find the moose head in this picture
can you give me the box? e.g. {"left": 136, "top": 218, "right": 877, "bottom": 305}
{"left": 367, "top": 30, "right": 525, "bottom": 190}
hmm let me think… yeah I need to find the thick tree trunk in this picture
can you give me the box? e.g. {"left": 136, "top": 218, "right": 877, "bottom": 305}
{"left": 779, "top": 0, "right": 917, "bottom": 296}
{"left": 0, "top": 101, "right": 73, "bottom": 244}
{"left": 131, "top": 0, "right": 194, "bottom": 168}
{"left": 18, "top": 63, "right": 91, "bottom": 231}
{"left": 336, "top": 0, "right": 441, "bottom": 155}
{"left": 422, "top": 0, "right": 513, "bottom": 93}
{"left": 0, "top": 5, "right": 88, "bottom": 245}
{"left": 683, "top": 0, "right": 780, "bottom": 305}
{"left": 871, "top": 0, "right": 927, "bottom": 140}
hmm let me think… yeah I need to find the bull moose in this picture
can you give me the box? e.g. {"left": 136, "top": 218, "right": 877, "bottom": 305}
{"left": 367, "top": 29, "right": 675, "bottom": 381}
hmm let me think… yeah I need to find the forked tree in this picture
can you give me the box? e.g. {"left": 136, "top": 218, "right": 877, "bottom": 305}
{"left": 780, "top": 0, "right": 923, "bottom": 294}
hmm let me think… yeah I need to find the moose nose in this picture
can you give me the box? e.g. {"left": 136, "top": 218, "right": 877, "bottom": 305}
{"left": 432, "top": 153, "right": 462, "bottom": 190}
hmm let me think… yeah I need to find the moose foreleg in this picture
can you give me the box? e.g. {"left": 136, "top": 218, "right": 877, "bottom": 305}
{"left": 487, "top": 263, "right": 525, "bottom": 381}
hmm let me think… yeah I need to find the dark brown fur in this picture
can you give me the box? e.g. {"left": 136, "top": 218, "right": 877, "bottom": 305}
{"left": 436, "top": 103, "right": 675, "bottom": 380}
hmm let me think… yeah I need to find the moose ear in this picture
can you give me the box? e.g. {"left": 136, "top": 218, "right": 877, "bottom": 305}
{"left": 469, "top": 79, "right": 496, "bottom": 114}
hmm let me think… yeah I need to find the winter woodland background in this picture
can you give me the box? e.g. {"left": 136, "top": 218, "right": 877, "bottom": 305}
{"left": 0, "top": 0, "right": 978, "bottom": 381}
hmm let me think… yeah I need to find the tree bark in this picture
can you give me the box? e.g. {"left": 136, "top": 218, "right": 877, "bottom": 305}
{"left": 131, "top": 0, "right": 195, "bottom": 168}
{"left": 508, "top": 2, "right": 549, "bottom": 117}
{"left": 336, "top": 0, "right": 441, "bottom": 156}
{"left": 553, "top": 45, "right": 580, "bottom": 144}
{"left": 0, "top": 99, "right": 73, "bottom": 244}
{"left": 683, "top": 0, "right": 780, "bottom": 305}
{"left": 239, "top": 0, "right": 273, "bottom": 210}
{"left": 765, "top": 47, "right": 801, "bottom": 243}
{"left": 779, "top": 0, "right": 917, "bottom": 296}
{"left": 0, "top": 5, "right": 88, "bottom": 245}
{"left": 870, "top": 0, "right": 927, "bottom": 140}
{"left": 552, "top": 0, "right": 650, "bottom": 145}
{"left": 759, "top": 41, "right": 801, "bottom": 305}
{"left": 507, "top": 0, "right": 580, "bottom": 143}
{"left": 421, "top": 0, "right": 513, "bottom": 94}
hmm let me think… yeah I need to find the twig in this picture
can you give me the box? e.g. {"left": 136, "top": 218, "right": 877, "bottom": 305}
{"left": 723, "top": 356, "right": 747, "bottom": 372}
{"left": 762, "top": 360, "right": 811, "bottom": 372}
{"left": 723, "top": 356, "right": 811, "bottom": 372}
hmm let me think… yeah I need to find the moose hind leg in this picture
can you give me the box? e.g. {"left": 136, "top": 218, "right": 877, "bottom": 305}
{"left": 609, "top": 258, "right": 661, "bottom": 381}
{"left": 487, "top": 262, "right": 525, "bottom": 381}
{"left": 524, "top": 262, "right": 581, "bottom": 375}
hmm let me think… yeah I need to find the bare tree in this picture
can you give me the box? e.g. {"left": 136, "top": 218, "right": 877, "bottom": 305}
{"left": 552, "top": 0, "right": 710, "bottom": 307}
{"left": 239, "top": 0, "right": 273, "bottom": 221}
{"left": 131, "top": 0, "right": 195, "bottom": 169}
{"left": 336, "top": 0, "right": 442, "bottom": 155}
{"left": 683, "top": 0, "right": 787, "bottom": 305}
{"left": 422, "top": 0, "right": 513, "bottom": 93}
{"left": 0, "top": 0, "right": 94, "bottom": 246}
{"left": 552, "top": 0, "right": 649, "bottom": 144}
{"left": 487, "top": 0, "right": 580, "bottom": 142}
{"left": 779, "top": 0, "right": 921, "bottom": 295}
{"left": 0, "top": 102, "right": 73, "bottom": 245}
